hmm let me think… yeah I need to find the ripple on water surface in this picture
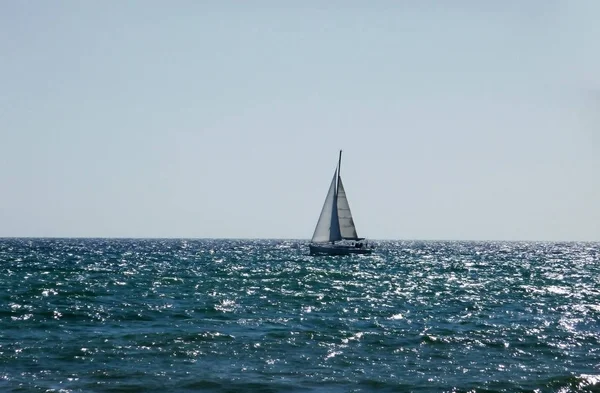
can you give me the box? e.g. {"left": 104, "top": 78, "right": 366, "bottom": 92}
{"left": 0, "top": 239, "right": 599, "bottom": 392}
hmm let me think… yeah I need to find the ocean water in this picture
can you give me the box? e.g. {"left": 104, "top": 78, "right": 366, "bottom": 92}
{"left": 1, "top": 239, "right": 599, "bottom": 393}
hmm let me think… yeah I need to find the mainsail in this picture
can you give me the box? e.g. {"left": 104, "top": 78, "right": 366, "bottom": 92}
{"left": 311, "top": 151, "right": 359, "bottom": 243}
{"left": 337, "top": 178, "right": 359, "bottom": 240}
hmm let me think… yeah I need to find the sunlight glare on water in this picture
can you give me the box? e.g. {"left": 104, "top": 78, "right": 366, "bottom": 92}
{"left": 0, "top": 239, "right": 599, "bottom": 392}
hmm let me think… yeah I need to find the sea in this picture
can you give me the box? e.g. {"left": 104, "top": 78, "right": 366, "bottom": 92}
{"left": 1, "top": 238, "right": 599, "bottom": 393}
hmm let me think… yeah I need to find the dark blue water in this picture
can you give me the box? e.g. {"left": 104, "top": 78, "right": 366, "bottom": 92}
{"left": 1, "top": 239, "right": 599, "bottom": 392}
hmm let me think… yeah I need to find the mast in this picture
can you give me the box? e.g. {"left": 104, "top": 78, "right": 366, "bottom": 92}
{"left": 336, "top": 150, "right": 342, "bottom": 194}
{"left": 331, "top": 149, "right": 342, "bottom": 244}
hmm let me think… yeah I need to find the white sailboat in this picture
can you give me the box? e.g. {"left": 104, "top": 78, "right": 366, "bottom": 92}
{"left": 309, "top": 150, "right": 374, "bottom": 255}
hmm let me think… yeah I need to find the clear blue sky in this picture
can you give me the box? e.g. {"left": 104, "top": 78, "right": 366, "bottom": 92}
{"left": 1, "top": 1, "right": 598, "bottom": 241}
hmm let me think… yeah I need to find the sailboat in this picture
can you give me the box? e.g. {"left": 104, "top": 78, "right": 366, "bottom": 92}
{"left": 309, "top": 150, "right": 374, "bottom": 255}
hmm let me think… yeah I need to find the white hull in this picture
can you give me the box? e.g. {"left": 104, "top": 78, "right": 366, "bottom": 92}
{"left": 309, "top": 242, "right": 374, "bottom": 256}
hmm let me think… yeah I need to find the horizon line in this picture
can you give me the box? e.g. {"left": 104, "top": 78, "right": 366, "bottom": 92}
{"left": 0, "top": 236, "right": 597, "bottom": 243}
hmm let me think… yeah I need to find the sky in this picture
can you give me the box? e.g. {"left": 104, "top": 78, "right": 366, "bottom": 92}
{"left": 1, "top": 1, "right": 598, "bottom": 241}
